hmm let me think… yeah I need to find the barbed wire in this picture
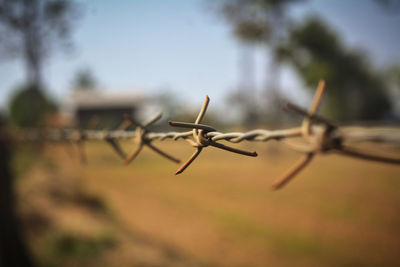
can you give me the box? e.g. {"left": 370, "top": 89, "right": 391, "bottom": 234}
{"left": 15, "top": 80, "right": 400, "bottom": 190}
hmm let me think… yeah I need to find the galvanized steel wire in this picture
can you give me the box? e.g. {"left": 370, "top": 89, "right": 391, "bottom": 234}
{"left": 15, "top": 80, "right": 400, "bottom": 190}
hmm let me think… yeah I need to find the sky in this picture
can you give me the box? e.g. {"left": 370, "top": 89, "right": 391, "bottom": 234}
{"left": 0, "top": 0, "right": 399, "bottom": 112}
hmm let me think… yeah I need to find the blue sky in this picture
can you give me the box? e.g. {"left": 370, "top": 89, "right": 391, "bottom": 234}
{"left": 0, "top": 0, "right": 399, "bottom": 110}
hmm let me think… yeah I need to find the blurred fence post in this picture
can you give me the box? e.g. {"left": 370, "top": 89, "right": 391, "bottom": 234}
{"left": 0, "top": 118, "right": 34, "bottom": 267}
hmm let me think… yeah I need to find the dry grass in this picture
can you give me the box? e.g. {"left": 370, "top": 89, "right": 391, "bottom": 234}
{"left": 15, "top": 140, "right": 400, "bottom": 267}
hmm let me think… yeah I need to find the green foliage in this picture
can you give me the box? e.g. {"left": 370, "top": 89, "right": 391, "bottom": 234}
{"left": 12, "top": 145, "right": 39, "bottom": 179}
{"left": 215, "top": 0, "right": 302, "bottom": 123}
{"left": 37, "top": 231, "right": 116, "bottom": 266}
{"left": 9, "top": 84, "right": 57, "bottom": 127}
{"left": 218, "top": 0, "right": 299, "bottom": 44}
{"left": 386, "top": 64, "right": 400, "bottom": 87}
{"left": 282, "top": 16, "right": 392, "bottom": 121}
{"left": 50, "top": 232, "right": 115, "bottom": 259}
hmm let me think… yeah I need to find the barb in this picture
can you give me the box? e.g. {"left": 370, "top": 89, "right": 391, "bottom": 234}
{"left": 124, "top": 113, "right": 181, "bottom": 165}
{"left": 271, "top": 80, "right": 326, "bottom": 190}
{"left": 105, "top": 136, "right": 127, "bottom": 160}
{"left": 271, "top": 154, "right": 314, "bottom": 190}
{"left": 169, "top": 95, "right": 257, "bottom": 175}
{"left": 15, "top": 79, "right": 400, "bottom": 191}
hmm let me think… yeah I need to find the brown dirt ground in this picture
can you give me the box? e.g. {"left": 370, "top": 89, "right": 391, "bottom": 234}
{"left": 15, "top": 140, "right": 400, "bottom": 267}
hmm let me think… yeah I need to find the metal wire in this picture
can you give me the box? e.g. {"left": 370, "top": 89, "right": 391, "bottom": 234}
{"left": 15, "top": 79, "right": 400, "bottom": 190}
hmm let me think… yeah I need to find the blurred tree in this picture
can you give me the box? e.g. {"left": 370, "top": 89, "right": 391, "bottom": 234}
{"left": 72, "top": 68, "right": 98, "bottom": 90}
{"left": 280, "top": 16, "right": 392, "bottom": 121}
{"left": 235, "top": 44, "right": 259, "bottom": 126}
{"left": 9, "top": 84, "right": 57, "bottom": 127}
{"left": 386, "top": 64, "right": 400, "bottom": 87}
{"left": 384, "top": 64, "right": 400, "bottom": 116}
{"left": 374, "top": 0, "right": 400, "bottom": 14}
{"left": 0, "top": 115, "right": 34, "bottom": 267}
{"left": 226, "top": 89, "right": 260, "bottom": 127}
{"left": 0, "top": 2, "right": 78, "bottom": 266}
{"left": 0, "top": 0, "right": 79, "bottom": 89}
{"left": 215, "top": 0, "right": 302, "bottom": 121}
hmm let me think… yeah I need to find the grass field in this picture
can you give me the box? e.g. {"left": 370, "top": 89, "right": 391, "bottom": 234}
{"left": 15, "top": 140, "right": 400, "bottom": 267}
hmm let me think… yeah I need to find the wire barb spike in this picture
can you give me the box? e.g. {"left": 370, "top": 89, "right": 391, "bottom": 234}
{"left": 124, "top": 112, "right": 181, "bottom": 165}
{"left": 170, "top": 95, "right": 258, "bottom": 175}
{"left": 16, "top": 79, "right": 400, "bottom": 191}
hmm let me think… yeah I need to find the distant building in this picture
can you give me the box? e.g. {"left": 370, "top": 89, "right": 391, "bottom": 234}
{"left": 61, "top": 90, "right": 149, "bottom": 129}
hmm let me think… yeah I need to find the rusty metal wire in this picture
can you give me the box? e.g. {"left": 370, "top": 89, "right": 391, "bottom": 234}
{"left": 16, "top": 79, "right": 400, "bottom": 190}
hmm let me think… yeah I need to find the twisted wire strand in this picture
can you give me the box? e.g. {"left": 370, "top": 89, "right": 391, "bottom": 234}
{"left": 18, "top": 125, "right": 400, "bottom": 145}
{"left": 12, "top": 79, "right": 400, "bottom": 190}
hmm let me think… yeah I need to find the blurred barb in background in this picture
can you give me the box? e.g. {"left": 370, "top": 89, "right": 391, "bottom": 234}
{"left": 0, "top": 0, "right": 400, "bottom": 266}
